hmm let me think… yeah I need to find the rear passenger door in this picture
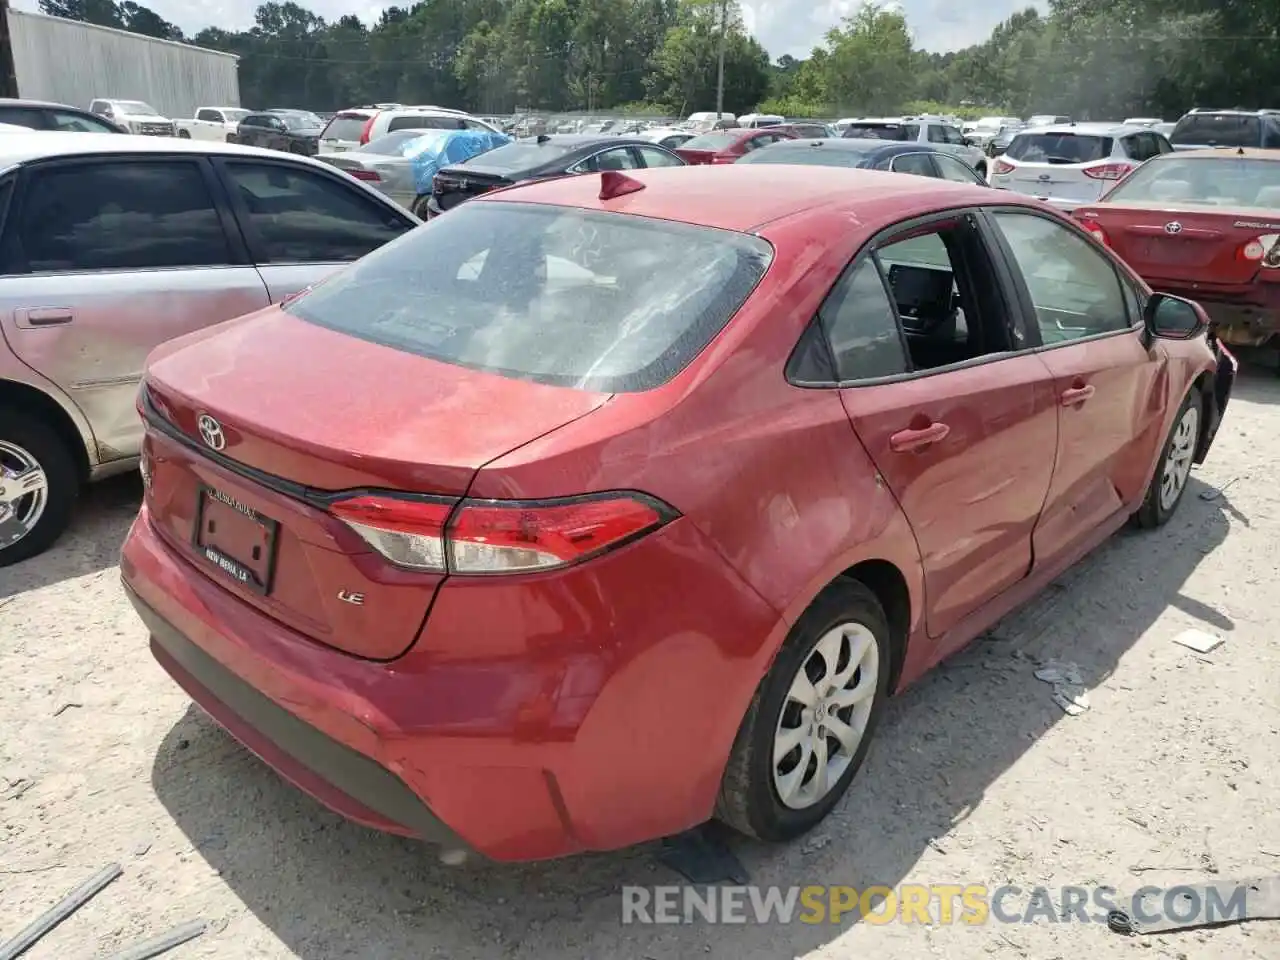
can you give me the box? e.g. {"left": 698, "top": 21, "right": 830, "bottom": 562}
{"left": 819, "top": 211, "right": 1058, "bottom": 641}
{"left": 212, "top": 157, "right": 416, "bottom": 301}
{"left": 982, "top": 207, "right": 1165, "bottom": 568}
{"left": 0, "top": 156, "right": 269, "bottom": 461}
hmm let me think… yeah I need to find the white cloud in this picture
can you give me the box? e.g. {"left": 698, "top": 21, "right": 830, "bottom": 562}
{"left": 14, "top": 0, "right": 1042, "bottom": 56}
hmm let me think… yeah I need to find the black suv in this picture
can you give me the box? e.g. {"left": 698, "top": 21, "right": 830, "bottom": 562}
{"left": 1169, "top": 109, "right": 1280, "bottom": 150}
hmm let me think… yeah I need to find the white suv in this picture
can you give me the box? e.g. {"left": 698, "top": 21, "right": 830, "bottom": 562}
{"left": 988, "top": 122, "right": 1174, "bottom": 210}
{"left": 842, "top": 116, "right": 989, "bottom": 174}
{"left": 318, "top": 106, "right": 501, "bottom": 153}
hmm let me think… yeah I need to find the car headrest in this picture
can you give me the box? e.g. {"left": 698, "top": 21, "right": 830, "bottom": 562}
{"left": 1147, "top": 178, "right": 1192, "bottom": 200}
{"left": 1253, "top": 185, "right": 1280, "bottom": 207}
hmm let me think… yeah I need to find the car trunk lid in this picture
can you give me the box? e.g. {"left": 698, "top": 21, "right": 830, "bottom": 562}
{"left": 141, "top": 307, "right": 609, "bottom": 660}
{"left": 432, "top": 167, "right": 514, "bottom": 210}
{"left": 674, "top": 148, "right": 720, "bottom": 165}
{"left": 1079, "top": 202, "right": 1275, "bottom": 286}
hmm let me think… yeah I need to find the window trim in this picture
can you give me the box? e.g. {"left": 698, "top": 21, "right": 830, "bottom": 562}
{"left": 0, "top": 154, "right": 249, "bottom": 278}
{"left": 209, "top": 155, "right": 416, "bottom": 267}
{"left": 976, "top": 205, "right": 1143, "bottom": 353}
{"left": 785, "top": 205, "right": 1034, "bottom": 390}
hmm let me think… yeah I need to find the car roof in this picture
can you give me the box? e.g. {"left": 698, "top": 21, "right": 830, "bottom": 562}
{"left": 1155, "top": 147, "right": 1280, "bottom": 161}
{"left": 0, "top": 131, "right": 335, "bottom": 168}
{"left": 479, "top": 164, "right": 998, "bottom": 234}
{"left": 1015, "top": 122, "right": 1146, "bottom": 136}
{"left": 0, "top": 98, "right": 94, "bottom": 111}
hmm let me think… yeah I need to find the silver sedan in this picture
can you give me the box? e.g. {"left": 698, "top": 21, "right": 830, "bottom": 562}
{"left": 315, "top": 130, "right": 430, "bottom": 210}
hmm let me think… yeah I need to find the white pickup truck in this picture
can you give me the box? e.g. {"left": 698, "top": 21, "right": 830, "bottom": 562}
{"left": 175, "top": 107, "right": 251, "bottom": 142}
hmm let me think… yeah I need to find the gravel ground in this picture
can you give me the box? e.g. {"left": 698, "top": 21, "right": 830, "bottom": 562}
{"left": 2, "top": 370, "right": 1279, "bottom": 960}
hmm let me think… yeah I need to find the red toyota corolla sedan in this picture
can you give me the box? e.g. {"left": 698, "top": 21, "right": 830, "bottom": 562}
{"left": 674, "top": 126, "right": 798, "bottom": 164}
{"left": 121, "top": 165, "right": 1235, "bottom": 863}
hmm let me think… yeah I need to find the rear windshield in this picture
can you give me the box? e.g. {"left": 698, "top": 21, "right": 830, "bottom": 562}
{"left": 285, "top": 201, "right": 774, "bottom": 393}
{"left": 461, "top": 139, "right": 577, "bottom": 172}
{"left": 680, "top": 132, "right": 739, "bottom": 151}
{"left": 1106, "top": 156, "right": 1280, "bottom": 206}
{"left": 387, "top": 114, "right": 465, "bottom": 132}
{"left": 1170, "top": 114, "right": 1261, "bottom": 147}
{"left": 843, "top": 123, "right": 914, "bottom": 141}
{"left": 321, "top": 113, "right": 372, "bottom": 140}
{"left": 1005, "top": 133, "right": 1113, "bottom": 163}
{"left": 737, "top": 144, "right": 871, "bottom": 166}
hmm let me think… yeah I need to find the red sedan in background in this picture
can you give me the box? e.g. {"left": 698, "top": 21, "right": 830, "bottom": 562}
{"left": 675, "top": 126, "right": 798, "bottom": 164}
{"left": 1072, "top": 147, "right": 1280, "bottom": 365}
{"left": 121, "top": 165, "right": 1233, "bottom": 864}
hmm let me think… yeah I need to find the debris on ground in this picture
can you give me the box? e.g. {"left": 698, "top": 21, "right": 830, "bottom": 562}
{"left": 102, "top": 919, "right": 207, "bottom": 960}
{"left": 1200, "top": 477, "right": 1244, "bottom": 502}
{"left": 1034, "top": 659, "right": 1091, "bottom": 715}
{"left": 0, "top": 862, "right": 121, "bottom": 960}
{"left": 1172, "top": 629, "right": 1225, "bottom": 655}
{"left": 657, "top": 823, "right": 749, "bottom": 884}
{"left": 1108, "top": 874, "right": 1280, "bottom": 935}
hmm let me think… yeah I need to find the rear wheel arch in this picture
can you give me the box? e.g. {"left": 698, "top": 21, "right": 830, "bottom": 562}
{"left": 835, "top": 559, "right": 911, "bottom": 695}
{"left": 0, "top": 378, "right": 91, "bottom": 483}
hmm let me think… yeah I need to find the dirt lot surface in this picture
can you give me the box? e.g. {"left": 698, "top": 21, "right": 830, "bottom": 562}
{"left": 3, "top": 372, "right": 1279, "bottom": 960}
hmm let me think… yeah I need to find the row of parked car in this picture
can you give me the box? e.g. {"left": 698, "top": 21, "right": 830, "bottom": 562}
{"left": 0, "top": 94, "right": 1258, "bottom": 870}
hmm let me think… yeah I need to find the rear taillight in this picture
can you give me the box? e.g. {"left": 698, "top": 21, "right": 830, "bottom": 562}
{"left": 1079, "top": 220, "right": 1110, "bottom": 246}
{"left": 991, "top": 159, "right": 1014, "bottom": 175}
{"left": 711, "top": 155, "right": 736, "bottom": 164}
{"left": 349, "top": 169, "right": 381, "bottom": 181}
{"left": 1239, "top": 233, "right": 1280, "bottom": 266}
{"left": 329, "top": 492, "right": 676, "bottom": 574}
{"left": 1083, "top": 162, "right": 1134, "bottom": 181}
{"left": 358, "top": 114, "right": 377, "bottom": 145}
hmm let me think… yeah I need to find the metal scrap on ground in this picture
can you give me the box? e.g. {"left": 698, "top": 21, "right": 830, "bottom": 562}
{"left": 0, "top": 863, "right": 122, "bottom": 960}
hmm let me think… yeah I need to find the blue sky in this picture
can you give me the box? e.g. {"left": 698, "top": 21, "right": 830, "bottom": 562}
{"left": 15, "top": 0, "right": 1035, "bottom": 56}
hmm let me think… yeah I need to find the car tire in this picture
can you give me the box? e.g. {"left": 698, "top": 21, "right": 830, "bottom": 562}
{"left": 715, "top": 577, "right": 892, "bottom": 842}
{"left": 289, "top": 142, "right": 307, "bottom": 155}
{"left": 411, "top": 195, "right": 431, "bottom": 219}
{"left": 1133, "top": 389, "right": 1201, "bottom": 529}
{"left": 0, "top": 407, "right": 78, "bottom": 567}
{"left": 975, "top": 161, "right": 987, "bottom": 177}
{"left": 177, "top": 129, "right": 191, "bottom": 139}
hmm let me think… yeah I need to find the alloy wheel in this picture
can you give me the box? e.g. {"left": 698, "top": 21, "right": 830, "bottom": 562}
{"left": 0, "top": 440, "right": 50, "bottom": 550}
{"left": 1159, "top": 404, "right": 1199, "bottom": 511}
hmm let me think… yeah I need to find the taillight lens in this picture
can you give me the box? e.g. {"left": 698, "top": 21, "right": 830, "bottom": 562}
{"left": 358, "top": 114, "right": 377, "bottom": 145}
{"left": 348, "top": 169, "right": 381, "bottom": 181}
{"left": 329, "top": 492, "right": 676, "bottom": 575}
{"left": 1083, "top": 162, "right": 1134, "bottom": 181}
{"left": 1241, "top": 233, "right": 1280, "bottom": 266}
{"left": 711, "top": 155, "right": 736, "bottom": 164}
{"left": 991, "top": 158, "right": 1014, "bottom": 175}
{"left": 330, "top": 495, "right": 452, "bottom": 570}
{"left": 1080, "top": 220, "right": 1110, "bottom": 246}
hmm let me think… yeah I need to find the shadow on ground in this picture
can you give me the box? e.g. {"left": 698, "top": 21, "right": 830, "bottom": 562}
{"left": 0, "top": 473, "right": 141, "bottom": 599}
{"left": 146, "top": 472, "right": 1238, "bottom": 959}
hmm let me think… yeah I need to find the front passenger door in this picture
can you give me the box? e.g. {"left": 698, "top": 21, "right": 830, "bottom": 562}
{"left": 984, "top": 209, "right": 1165, "bottom": 568}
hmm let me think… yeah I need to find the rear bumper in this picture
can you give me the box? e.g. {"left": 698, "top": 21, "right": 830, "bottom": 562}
{"left": 121, "top": 503, "right": 783, "bottom": 861}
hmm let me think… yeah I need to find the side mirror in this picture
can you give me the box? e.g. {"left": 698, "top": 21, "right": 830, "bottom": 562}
{"left": 961, "top": 137, "right": 974, "bottom": 147}
{"left": 1144, "top": 292, "right": 1207, "bottom": 340}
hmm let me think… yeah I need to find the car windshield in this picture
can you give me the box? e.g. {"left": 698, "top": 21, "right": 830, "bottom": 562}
{"left": 1106, "top": 156, "right": 1280, "bottom": 206}
{"left": 737, "top": 144, "right": 872, "bottom": 167}
{"left": 285, "top": 201, "right": 773, "bottom": 393}
{"left": 116, "top": 101, "right": 158, "bottom": 115}
{"left": 359, "top": 131, "right": 429, "bottom": 155}
{"left": 679, "top": 132, "right": 739, "bottom": 151}
{"left": 1170, "top": 114, "right": 1262, "bottom": 147}
{"left": 1005, "top": 133, "right": 1113, "bottom": 163}
{"left": 463, "top": 139, "right": 580, "bottom": 171}
{"left": 843, "top": 123, "right": 909, "bottom": 141}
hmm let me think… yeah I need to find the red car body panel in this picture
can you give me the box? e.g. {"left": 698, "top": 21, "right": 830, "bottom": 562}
{"left": 675, "top": 128, "right": 798, "bottom": 165}
{"left": 122, "top": 166, "right": 1228, "bottom": 862}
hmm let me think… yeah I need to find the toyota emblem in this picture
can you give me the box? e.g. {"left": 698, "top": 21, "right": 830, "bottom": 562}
{"left": 197, "top": 414, "right": 226, "bottom": 451}
{"left": 1164, "top": 221, "right": 1183, "bottom": 235}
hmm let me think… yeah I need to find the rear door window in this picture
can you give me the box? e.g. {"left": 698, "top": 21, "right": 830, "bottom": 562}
{"left": 635, "top": 145, "right": 684, "bottom": 167}
{"left": 219, "top": 160, "right": 412, "bottom": 264}
{"left": 0, "top": 106, "right": 45, "bottom": 129}
{"left": 890, "top": 153, "right": 937, "bottom": 178}
{"left": 818, "top": 260, "right": 909, "bottom": 380}
{"left": 934, "top": 154, "right": 983, "bottom": 183}
{"left": 284, "top": 200, "right": 773, "bottom": 393}
{"left": 7, "top": 159, "right": 231, "bottom": 274}
{"left": 47, "top": 110, "right": 118, "bottom": 133}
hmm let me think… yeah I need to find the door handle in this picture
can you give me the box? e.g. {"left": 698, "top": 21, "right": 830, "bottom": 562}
{"left": 17, "top": 307, "right": 74, "bottom": 327}
{"left": 889, "top": 421, "right": 950, "bottom": 452}
{"left": 1060, "top": 384, "right": 1096, "bottom": 406}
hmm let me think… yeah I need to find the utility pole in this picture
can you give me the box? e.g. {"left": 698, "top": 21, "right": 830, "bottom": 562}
{"left": 715, "top": 0, "right": 727, "bottom": 120}
{"left": 0, "top": 0, "right": 18, "bottom": 99}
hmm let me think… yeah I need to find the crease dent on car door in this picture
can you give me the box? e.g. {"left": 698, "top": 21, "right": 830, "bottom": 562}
{"left": 833, "top": 216, "right": 1059, "bottom": 641}
{"left": 984, "top": 208, "right": 1165, "bottom": 568}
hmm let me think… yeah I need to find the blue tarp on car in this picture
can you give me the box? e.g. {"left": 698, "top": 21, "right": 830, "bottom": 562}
{"left": 404, "top": 129, "right": 512, "bottom": 195}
